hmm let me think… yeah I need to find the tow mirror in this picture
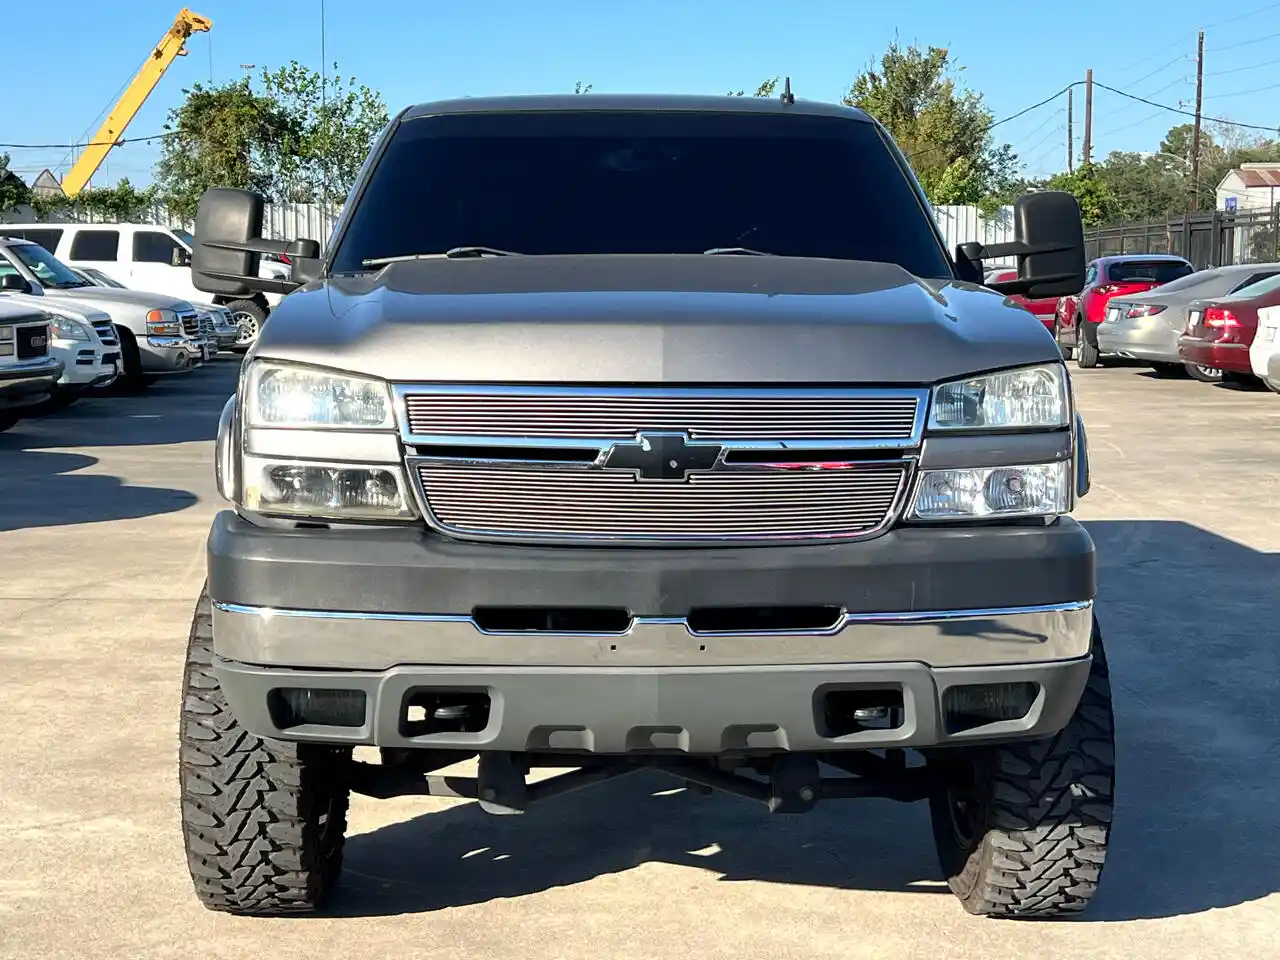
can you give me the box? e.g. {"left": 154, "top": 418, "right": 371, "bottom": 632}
{"left": 958, "top": 191, "right": 1087, "bottom": 298}
{"left": 191, "top": 187, "right": 302, "bottom": 298}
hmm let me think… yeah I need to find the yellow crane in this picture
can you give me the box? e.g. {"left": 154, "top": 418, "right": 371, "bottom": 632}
{"left": 61, "top": 8, "right": 213, "bottom": 197}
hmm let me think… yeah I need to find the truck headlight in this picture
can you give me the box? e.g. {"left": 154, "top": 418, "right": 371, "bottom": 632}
{"left": 231, "top": 360, "right": 414, "bottom": 521}
{"left": 928, "top": 363, "right": 1068, "bottom": 431}
{"left": 146, "top": 308, "right": 182, "bottom": 337}
{"left": 245, "top": 360, "right": 394, "bottom": 428}
{"left": 241, "top": 455, "right": 415, "bottom": 520}
{"left": 51, "top": 315, "right": 91, "bottom": 342}
{"left": 909, "top": 461, "right": 1071, "bottom": 520}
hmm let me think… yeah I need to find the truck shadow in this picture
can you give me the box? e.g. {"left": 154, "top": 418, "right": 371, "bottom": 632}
{"left": 319, "top": 518, "right": 1278, "bottom": 922}
{"left": 0, "top": 450, "right": 196, "bottom": 532}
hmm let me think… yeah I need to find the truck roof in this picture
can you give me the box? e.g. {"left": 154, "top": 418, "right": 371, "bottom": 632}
{"left": 402, "top": 93, "right": 874, "bottom": 123}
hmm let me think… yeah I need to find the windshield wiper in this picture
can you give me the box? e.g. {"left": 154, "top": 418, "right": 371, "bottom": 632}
{"left": 702, "top": 247, "right": 774, "bottom": 256}
{"left": 361, "top": 246, "right": 521, "bottom": 267}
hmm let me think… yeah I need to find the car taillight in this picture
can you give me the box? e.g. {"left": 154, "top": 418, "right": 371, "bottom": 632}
{"left": 1203, "top": 307, "right": 1240, "bottom": 328}
{"left": 1125, "top": 304, "right": 1166, "bottom": 318}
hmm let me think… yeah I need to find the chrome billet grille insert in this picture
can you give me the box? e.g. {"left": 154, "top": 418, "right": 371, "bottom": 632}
{"left": 414, "top": 460, "right": 909, "bottom": 541}
{"left": 398, "top": 384, "right": 925, "bottom": 445}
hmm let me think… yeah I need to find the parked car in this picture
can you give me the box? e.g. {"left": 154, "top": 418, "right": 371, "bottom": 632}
{"left": 1, "top": 223, "right": 289, "bottom": 348}
{"left": 70, "top": 265, "right": 241, "bottom": 352}
{"left": 1251, "top": 304, "right": 1280, "bottom": 393}
{"left": 1055, "top": 254, "right": 1194, "bottom": 368}
{"left": 1095, "top": 263, "right": 1280, "bottom": 381}
{"left": 1179, "top": 271, "right": 1280, "bottom": 387}
{"left": 0, "top": 237, "right": 211, "bottom": 390}
{"left": 0, "top": 300, "right": 62, "bottom": 432}
{"left": 0, "top": 288, "right": 119, "bottom": 406}
{"left": 983, "top": 267, "right": 1057, "bottom": 332}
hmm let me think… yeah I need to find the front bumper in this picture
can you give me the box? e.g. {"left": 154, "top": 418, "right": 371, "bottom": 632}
{"left": 0, "top": 356, "right": 63, "bottom": 410}
{"left": 1097, "top": 315, "right": 1181, "bottom": 362}
{"left": 1178, "top": 337, "right": 1252, "bottom": 373}
{"left": 52, "top": 341, "right": 118, "bottom": 390}
{"left": 141, "top": 335, "right": 210, "bottom": 373}
{"left": 208, "top": 511, "right": 1097, "bottom": 753}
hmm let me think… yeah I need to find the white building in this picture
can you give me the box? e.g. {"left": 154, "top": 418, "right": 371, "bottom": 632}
{"left": 1216, "top": 163, "right": 1280, "bottom": 213}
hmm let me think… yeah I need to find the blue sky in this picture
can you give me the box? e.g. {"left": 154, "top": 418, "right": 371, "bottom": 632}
{"left": 5, "top": 0, "right": 1280, "bottom": 188}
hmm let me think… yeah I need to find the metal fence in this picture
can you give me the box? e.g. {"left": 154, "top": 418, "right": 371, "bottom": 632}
{"left": 1084, "top": 207, "right": 1280, "bottom": 269}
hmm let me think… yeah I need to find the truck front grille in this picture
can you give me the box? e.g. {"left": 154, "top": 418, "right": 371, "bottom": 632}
{"left": 415, "top": 461, "right": 909, "bottom": 540}
{"left": 402, "top": 387, "right": 922, "bottom": 441}
{"left": 398, "top": 384, "right": 925, "bottom": 545}
{"left": 180, "top": 310, "right": 200, "bottom": 336}
{"left": 15, "top": 323, "right": 50, "bottom": 360}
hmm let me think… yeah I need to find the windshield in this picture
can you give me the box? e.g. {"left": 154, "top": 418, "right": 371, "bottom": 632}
{"left": 0, "top": 242, "right": 89, "bottom": 289}
{"left": 1106, "top": 260, "right": 1193, "bottom": 284}
{"left": 330, "top": 110, "right": 952, "bottom": 278}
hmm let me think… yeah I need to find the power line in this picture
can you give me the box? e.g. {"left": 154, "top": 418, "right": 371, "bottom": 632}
{"left": 1093, "top": 80, "right": 1280, "bottom": 131}
{"left": 1204, "top": 55, "right": 1280, "bottom": 78}
{"left": 1206, "top": 28, "right": 1280, "bottom": 52}
{"left": 0, "top": 132, "right": 176, "bottom": 149}
{"left": 989, "top": 84, "right": 1076, "bottom": 129}
{"left": 1204, "top": 81, "right": 1280, "bottom": 99}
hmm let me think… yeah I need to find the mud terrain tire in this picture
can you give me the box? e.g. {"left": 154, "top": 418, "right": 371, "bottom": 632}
{"left": 179, "top": 586, "right": 352, "bottom": 915}
{"left": 929, "top": 620, "right": 1115, "bottom": 918}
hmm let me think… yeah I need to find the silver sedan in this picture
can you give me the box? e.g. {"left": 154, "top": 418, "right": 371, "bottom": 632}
{"left": 1097, "top": 262, "right": 1280, "bottom": 379}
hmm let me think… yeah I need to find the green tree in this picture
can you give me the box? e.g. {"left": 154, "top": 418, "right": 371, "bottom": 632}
{"left": 843, "top": 42, "right": 1017, "bottom": 212}
{"left": 154, "top": 78, "right": 292, "bottom": 220}
{"left": 1094, "top": 150, "right": 1185, "bottom": 221}
{"left": 574, "top": 80, "right": 593, "bottom": 94}
{"left": 260, "top": 61, "right": 389, "bottom": 204}
{"left": 154, "top": 62, "right": 387, "bottom": 217}
{"left": 728, "top": 78, "right": 779, "bottom": 97}
{"left": 1045, "top": 163, "right": 1116, "bottom": 226}
{"left": 0, "top": 153, "right": 31, "bottom": 213}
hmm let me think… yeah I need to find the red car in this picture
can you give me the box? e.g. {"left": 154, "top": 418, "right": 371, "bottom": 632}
{"left": 1178, "top": 272, "right": 1280, "bottom": 386}
{"left": 984, "top": 267, "right": 1056, "bottom": 332}
{"left": 1055, "top": 254, "right": 1194, "bottom": 368}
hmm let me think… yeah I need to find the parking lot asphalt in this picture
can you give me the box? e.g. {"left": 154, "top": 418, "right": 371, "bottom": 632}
{"left": 0, "top": 356, "right": 1277, "bottom": 960}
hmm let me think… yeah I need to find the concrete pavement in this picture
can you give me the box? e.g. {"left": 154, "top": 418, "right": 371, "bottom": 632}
{"left": 1, "top": 357, "right": 1276, "bottom": 959}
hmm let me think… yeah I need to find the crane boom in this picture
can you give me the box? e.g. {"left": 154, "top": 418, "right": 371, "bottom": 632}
{"left": 61, "top": 8, "right": 213, "bottom": 197}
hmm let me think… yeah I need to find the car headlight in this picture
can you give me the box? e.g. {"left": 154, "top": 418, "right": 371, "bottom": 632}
{"left": 50, "top": 315, "right": 91, "bottom": 341}
{"left": 240, "top": 455, "right": 415, "bottom": 520}
{"left": 244, "top": 360, "right": 395, "bottom": 428}
{"left": 146, "top": 308, "right": 182, "bottom": 337}
{"left": 928, "top": 363, "right": 1068, "bottom": 431}
{"left": 0, "top": 324, "right": 13, "bottom": 357}
{"left": 909, "top": 461, "right": 1071, "bottom": 520}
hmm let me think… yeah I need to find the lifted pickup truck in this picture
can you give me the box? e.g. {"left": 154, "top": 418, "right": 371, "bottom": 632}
{"left": 184, "top": 93, "right": 1112, "bottom": 919}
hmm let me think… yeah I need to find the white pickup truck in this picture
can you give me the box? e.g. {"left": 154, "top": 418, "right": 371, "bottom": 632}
{"left": 1, "top": 222, "right": 290, "bottom": 349}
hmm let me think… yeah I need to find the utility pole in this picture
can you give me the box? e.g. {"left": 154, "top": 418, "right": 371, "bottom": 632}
{"left": 1190, "top": 29, "right": 1205, "bottom": 211}
{"left": 1083, "top": 70, "right": 1093, "bottom": 166}
{"left": 1067, "top": 87, "right": 1074, "bottom": 173}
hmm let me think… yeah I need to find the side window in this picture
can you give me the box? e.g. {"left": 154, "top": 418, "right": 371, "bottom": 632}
{"left": 69, "top": 229, "right": 121, "bottom": 261}
{"left": 133, "top": 230, "right": 188, "bottom": 265}
{"left": 1084, "top": 264, "right": 1098, "bottom": 287}
{"left": 4, "top": 228, "right": 63, "bottom": 253}
{"left": 1229, "top": 271, "right": 1279, "bottom": 293}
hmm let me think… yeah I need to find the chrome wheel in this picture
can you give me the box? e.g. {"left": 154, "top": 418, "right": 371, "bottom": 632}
{"left": 233, "top": 311, "right": 261, "bottom": 346}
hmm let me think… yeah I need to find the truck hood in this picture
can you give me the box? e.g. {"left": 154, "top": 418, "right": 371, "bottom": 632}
{"left": 41, "top": 287, "right": 193, "bottom": 311}
{"left": 256, "top": 255, "right": 1061, "bottom": 384}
